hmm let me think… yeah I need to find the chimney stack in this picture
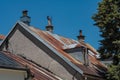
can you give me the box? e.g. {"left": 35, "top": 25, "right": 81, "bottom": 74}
{"left": 20, "top": 10, "right": 31, "bottom": 26}
{"left": 78, "top": 30, "right": 88, "bottom": 66}
{"left": 46, "top": 16, "right": 53, "bottom": 33}
{"left": 77, "top": 30, "right": 85, "bottom": 42}
{"left": 82, "top": 47, "right": 89, "bottom": 66}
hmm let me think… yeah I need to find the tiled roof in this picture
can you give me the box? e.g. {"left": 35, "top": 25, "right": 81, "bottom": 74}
{"left": 0, "top": 35, "right": 5, "bottom": 40}
{"left": 29, "top": 27, "right": 107, "bottom": 78}
{"left": 2, "top": 51, "right": 61, "bottom": 80}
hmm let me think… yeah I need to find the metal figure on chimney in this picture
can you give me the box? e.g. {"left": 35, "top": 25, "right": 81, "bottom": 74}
{"left": 47, "top": 16, "right": 52, "bottom": 26}
{"left": 46, "top": 16, "right": 53, "bottom": 33}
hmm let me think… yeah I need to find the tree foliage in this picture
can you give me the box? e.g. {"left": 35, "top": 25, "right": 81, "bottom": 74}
{"left": 106, "top": 65, "right": 120, "bottom": 80}
{"left": 92, "top": 0, "right": 120, "bottom": 63}
{"left": 92, "top": 0, "right": 120, "bottom": 80}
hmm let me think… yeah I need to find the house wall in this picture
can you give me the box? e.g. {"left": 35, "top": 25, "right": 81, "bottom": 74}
{"left": 2, "top": 27, "right": 83, "bottom": 80}
{"left": 0, "top": 69, "right": 26, "bottom": 80}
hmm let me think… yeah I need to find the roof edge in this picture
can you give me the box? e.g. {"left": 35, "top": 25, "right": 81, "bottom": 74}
{"left": 84, "top": 73, "right": 105, "bottom": 79}
{"left": 0, "top": 21, "right": 20, "bottom": 49}
{"left": 0, "top": 65, "right": 28, "bottom": 71}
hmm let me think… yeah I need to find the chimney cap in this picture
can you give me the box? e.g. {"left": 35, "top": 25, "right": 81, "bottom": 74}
{"left": 79, "top": 30, "right": 82, "bottom": 32}
{"left": 22, "top": 10, "right": 28, "bottom": 16}
{"left": 22, "top": 10, "right": 28, "bottom": 13}
{"left": 79, "top": 30, "right": 83, "bottom": 36}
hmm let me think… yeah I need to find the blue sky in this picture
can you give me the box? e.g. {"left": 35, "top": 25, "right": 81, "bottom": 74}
{"left": 0, "top": 0, "right": 101, "bottom": 49}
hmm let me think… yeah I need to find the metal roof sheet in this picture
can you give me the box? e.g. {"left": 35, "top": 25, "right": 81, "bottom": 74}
{"left": 28, "top": 26, "right": 107, "bottom": 78}
{"left": 0, "top": 21, "right": 107, "bottom": 79}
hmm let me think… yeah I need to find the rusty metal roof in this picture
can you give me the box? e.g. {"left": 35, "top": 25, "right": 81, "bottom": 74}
{"left": 2, "top": 51, "right": 61, "bottom": 80}
{"left": 0, "top": 21, "right": 107, "bottom": 79}
{"left": 29, "top": 27, "right": 107, "bottom": 78}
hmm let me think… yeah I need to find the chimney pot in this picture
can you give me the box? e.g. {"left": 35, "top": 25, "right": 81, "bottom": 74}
{"left": 20, "top": 10, "right": 31, "bottom": 26}
{"left": 22, "top": 10, "right": 28, "bottom": 16}
{"left": 79, "top": 30, "right": 82, "bottom": 36}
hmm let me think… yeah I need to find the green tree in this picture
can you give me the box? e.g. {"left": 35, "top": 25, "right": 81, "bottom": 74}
{"left": 106, "top": 65, "right": 120, "bottom": 80}
{"left": 92, "top": 0, "right": 120, "bottom": 64}
{"left": 92, "top": 0, "right": 120, "bottom": 80}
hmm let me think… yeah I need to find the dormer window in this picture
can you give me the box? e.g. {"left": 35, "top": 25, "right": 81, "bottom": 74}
{"left": 64, "top": 47, "right": 85, "bottom": 63}
{"left": 65, "top": 47, "right": 89, "bottom": 66}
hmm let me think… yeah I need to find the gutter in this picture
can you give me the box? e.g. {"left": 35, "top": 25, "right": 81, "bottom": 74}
{"left": 84, "top": 73, "right": 105, "bottom": 80}
{"left": 0, "top": 67, "right": 32, "bottom": 80}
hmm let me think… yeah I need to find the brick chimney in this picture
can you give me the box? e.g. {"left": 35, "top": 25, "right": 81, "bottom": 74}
{"left": 20, "top": 10, "right": 31, "bottom": 26}
{"left": 46, "top": 16, "right": 53, "bottom": 33}
{"left": 77, "top": 30, "right": 85, "bottom": 43}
